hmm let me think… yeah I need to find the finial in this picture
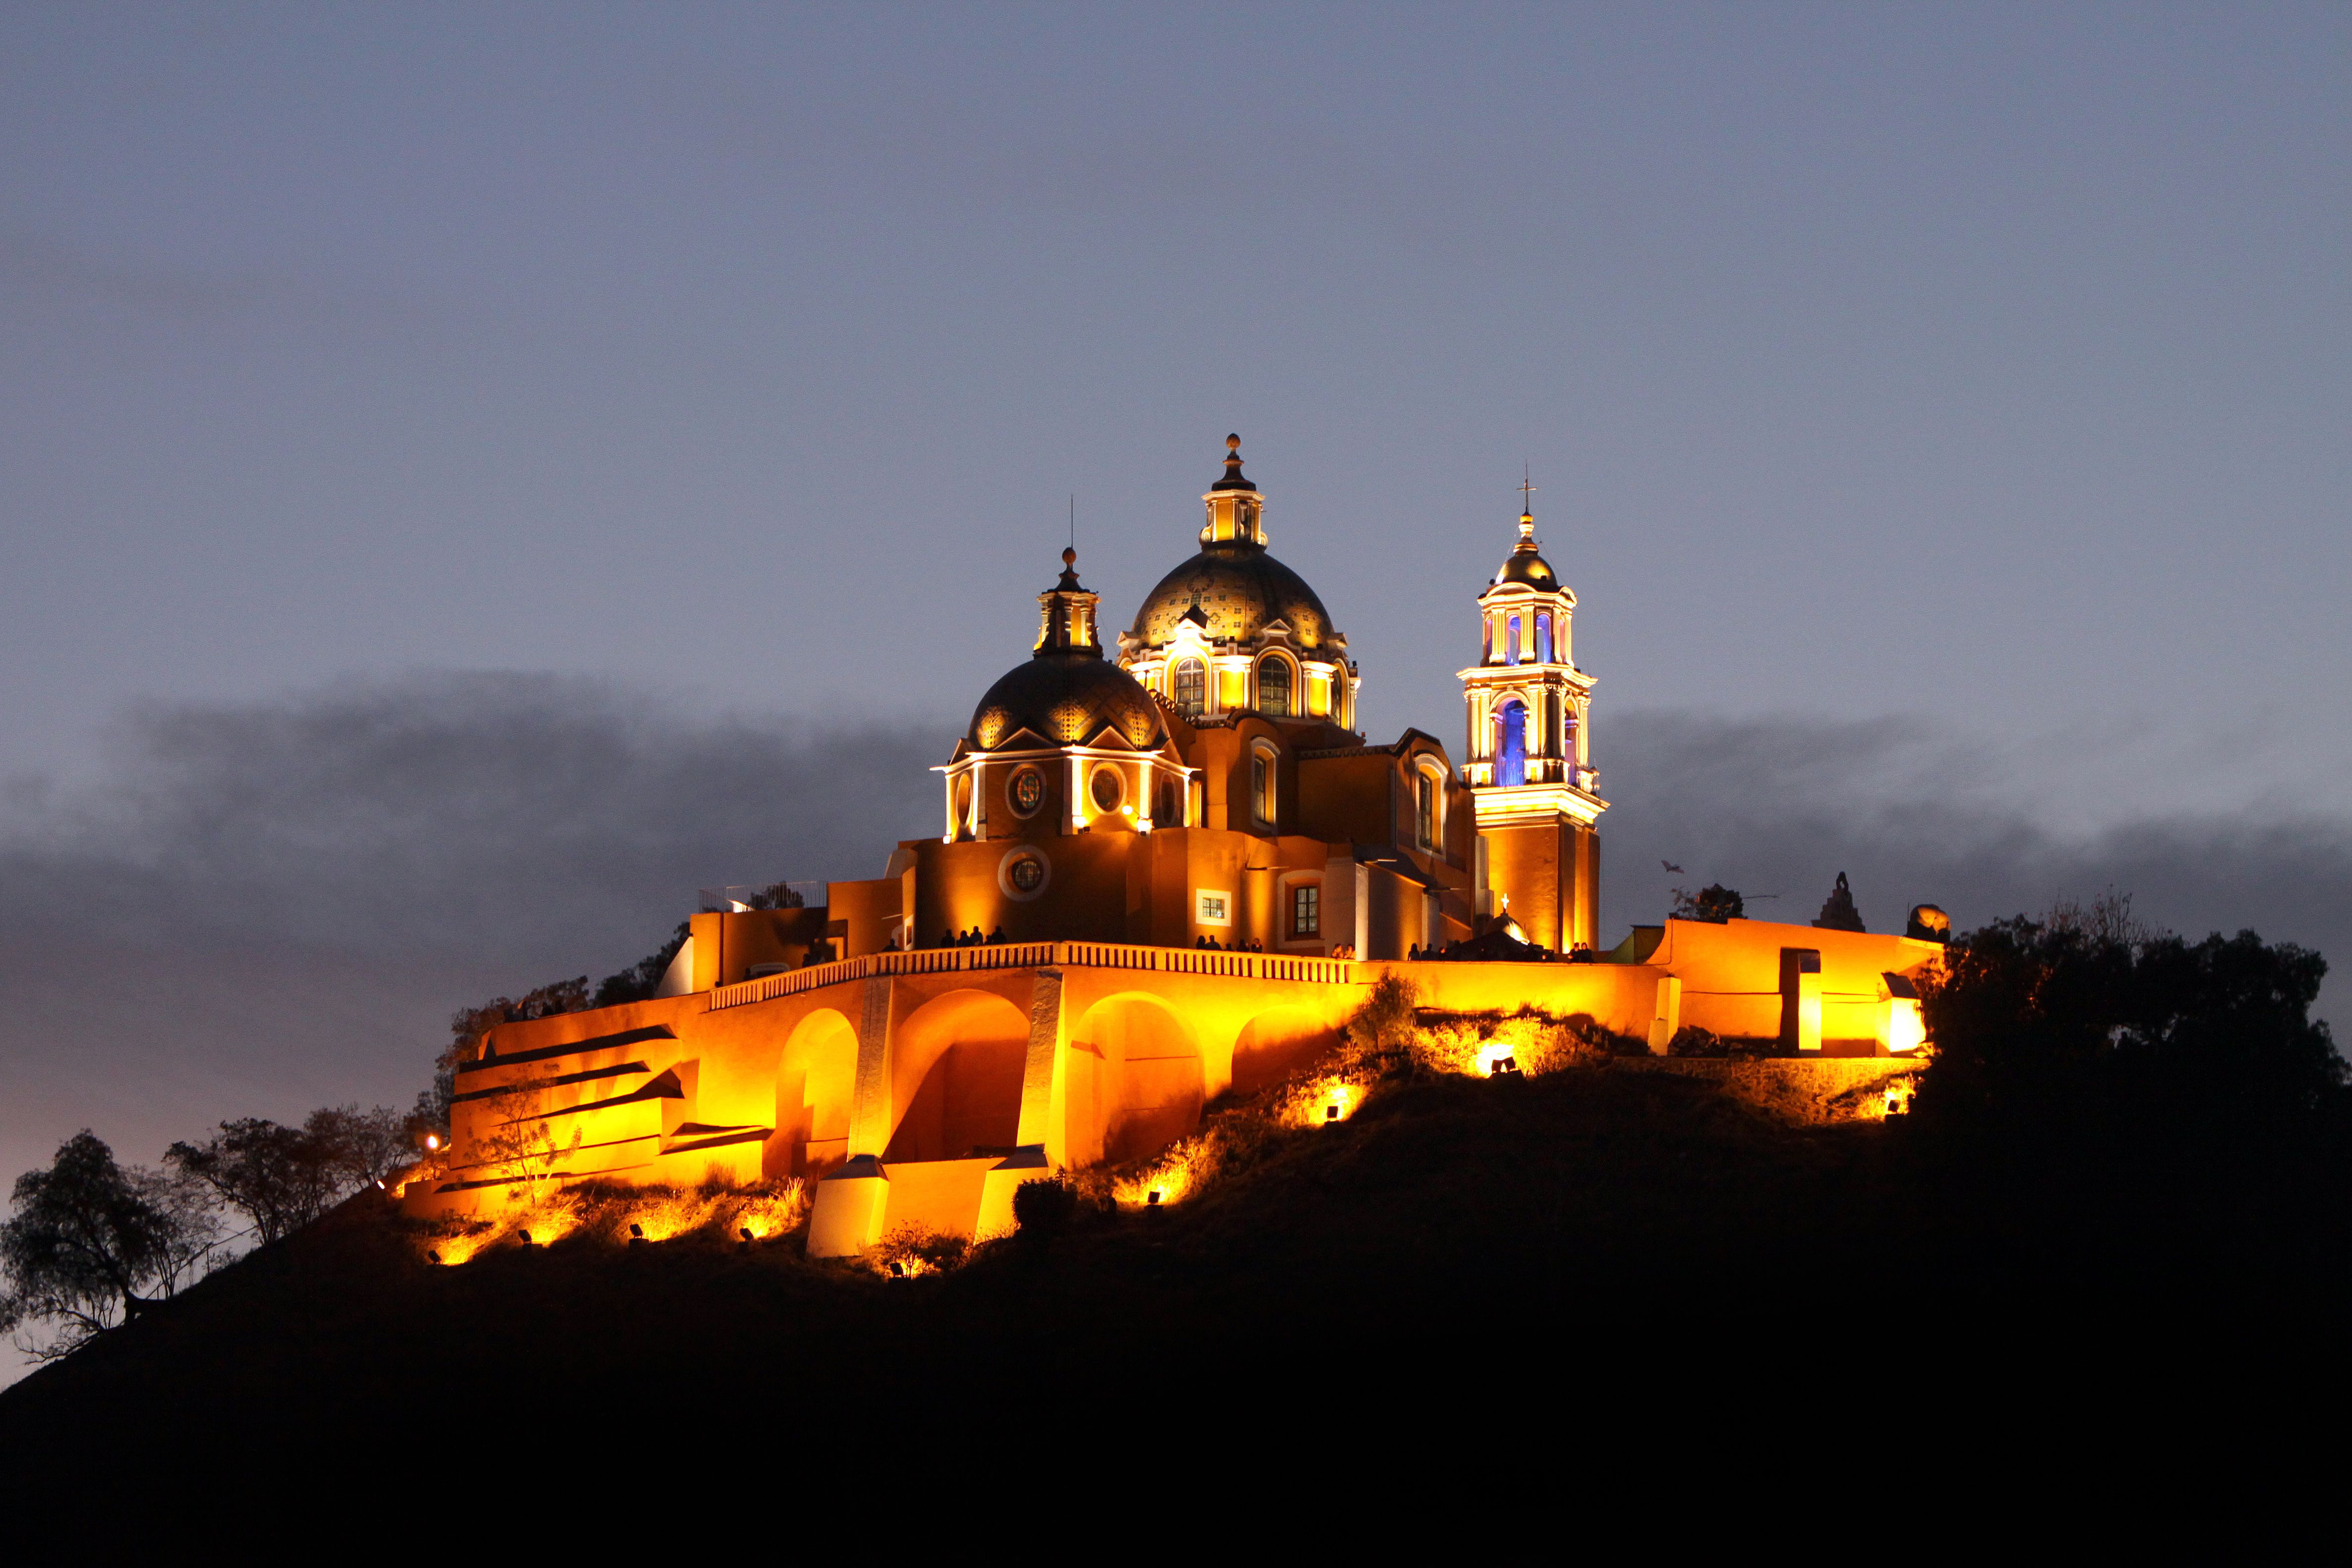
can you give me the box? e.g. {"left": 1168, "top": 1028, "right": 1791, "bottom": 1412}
{"left": 1056, "top": 544, "right": 1082, "bottom": 590}
{"left": 1210, "top": 431, "right": 1257, "bottom": 493}
{"left": 1517, "top": 466, "right": 1538, "bottom": 544}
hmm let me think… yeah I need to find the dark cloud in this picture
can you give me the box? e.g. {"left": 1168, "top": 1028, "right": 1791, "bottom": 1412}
{"left": 0, "top": 674, "right": 942, "bottom": 1184}
{"left": 1600, "top": 711, "right": 2352, "bottom": 1027}
{"left": 1, "top": 682, "right": 2341, "bottom": 1202}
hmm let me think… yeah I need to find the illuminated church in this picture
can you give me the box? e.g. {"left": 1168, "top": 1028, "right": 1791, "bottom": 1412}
{"left": 409, "top": 438, "right": 1941, "bottom": 1252}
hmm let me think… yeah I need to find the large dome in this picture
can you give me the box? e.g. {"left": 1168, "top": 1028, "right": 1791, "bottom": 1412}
{"left": 1130, "top": 543, "right": 1336, "bottom": 651}
{"left": 968, "top": 652, "right": 1166, "bottom": 751}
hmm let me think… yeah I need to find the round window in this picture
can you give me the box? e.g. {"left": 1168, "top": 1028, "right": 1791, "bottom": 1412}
{"left": 998, "top": 847, "right": 1051, "bottom": 900}
{"left": 1090, "top": 766, "right": 1122, "bottom": 813}
{"left": 1009, "top": 767, "right": 1045, "bottom": 817}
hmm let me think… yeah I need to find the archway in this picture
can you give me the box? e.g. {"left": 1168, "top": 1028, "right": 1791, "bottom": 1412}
{"left": 884, "top": 988, "right": 1030, "bottom": 1163}
{"left": 1071, "top": 993, "right": 1203, "bottom": 1167}
{"left": 771, "top": 1008, "right": 858, "bottom": 1178}
{"left": 1232, "top": 1005, "right": 1338, "bottom": 1096}
{"left": 1497, "top": 699, "right": 1527, "bottom": 786}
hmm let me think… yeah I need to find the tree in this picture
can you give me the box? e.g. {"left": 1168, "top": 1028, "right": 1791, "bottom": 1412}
{"left": 1915, "top": 895, "right": 2348, "bottom": 1211}
{"left": 166, "top": 1119, "right": 341, "bottom": 1245}
{"left": 1671, "top": 884, "right": 1743, "bottom": 923}
{"left": 416, "top": 976, "right": 593, "bottom": 1134}
{"left": 741, "top": 881, "right": 806, "bottom": 911}
{"left": 168, "top": 1106, "right": 417, "bottom": 1244}
{"left": 304, "top": 1104, "right": 417, "bottom": 1189}
{"left": 1, "top": 1131, "right": 221, "bottom": 1361}
{"left": 593, "top": 919, "right": 693, "bottom": 1009}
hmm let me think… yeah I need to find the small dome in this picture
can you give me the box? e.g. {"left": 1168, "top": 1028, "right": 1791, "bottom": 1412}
{"left": 1131, "top": 546, "right": 1334, "bottom": 650}
{"left": 1497, "top": 547, "right": 1558, "bottom": 589}
{"left": 1495, "top": 510, "right": 1558, "bottom": 589}
{"left": 969, "top": 653, "right": 1166, "bottom": 750}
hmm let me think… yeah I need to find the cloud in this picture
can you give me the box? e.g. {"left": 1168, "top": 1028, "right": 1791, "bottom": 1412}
{"left": 1599, "top": 711, "right": 2352, "bottom": 1023}
{"left": 0, "top": 681, "right": 2341, "bottom": 1203}
{"left": 0, "top": 674, "right": 942, "bottom": 1185}
{"left": 0, "top": 230, "right": 282, "bottom": 319}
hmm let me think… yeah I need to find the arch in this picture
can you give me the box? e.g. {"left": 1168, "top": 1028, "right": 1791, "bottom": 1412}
{"left": 1172, "top": 658, "right": 1206, "bottom": 716}
{"left": 884, "top": 988, "right": 1030, "bottom": 1163}
{"left": 1250, "top": 740, "right": 1278, "bottom": 827}
{"left": 771, "top": 1008, "right": 859, "bottom": 1178}
{"left": 1232, "top": 1005, "right": 1337, "bottom": 1096}
{"left": 1256, "top": 654, "right": 1294, "bottom": 718}
{"left": 1068, "top": 992, "right": 1203, "bottom": 1167}
{"left": 1497, "top": 699, "right": 1527, "bottom": 786}
{"left": 1415, "top": 763, "right": 1442, "bottom": 847}
{"left": 1534, "top": 612, "right": 1553, "bottom": 665}
{"left": 1505, "top": 614, "right": 1522, "bottom": 666}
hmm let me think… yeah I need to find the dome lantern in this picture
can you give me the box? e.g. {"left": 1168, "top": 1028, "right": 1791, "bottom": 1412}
{"left": 1119, "top": 435, "right": 1357, "bottom": 730}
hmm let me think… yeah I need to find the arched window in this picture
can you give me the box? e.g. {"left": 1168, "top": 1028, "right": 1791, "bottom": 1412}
{"left": 1497, "top": 701, "right": 1527, "bottom": 786}
{"left": 1251, "top": 744, "right": 1277, "bottom": 826}
{"left": 1535, "top": 613, "right": 1553, "bottom": 665}
{"left": 1157, "top": 776, "right": 1180, "bottom": 828}
{"left": 1505, "top": 615, "right": 1522, "bottom": 667}
{"left": 1563, "top": 710, "right": 1579, "bottom": 777}
{"left": 1172, "top": 658, "right": 1206, "bottom": 716}
{"left": 1416, "top": 768, "right": 1439, "bottom": 848}
{"left": 1257, "top": 657, "right": 1292, "bottom": 718}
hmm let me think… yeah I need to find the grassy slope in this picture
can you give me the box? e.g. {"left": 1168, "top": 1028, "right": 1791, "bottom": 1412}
{"left": 1, "top": 1065, "right": 2336, "bottom": 1499}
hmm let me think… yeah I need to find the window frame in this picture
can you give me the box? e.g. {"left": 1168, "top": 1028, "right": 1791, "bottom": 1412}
{"left": 1291, "top": 881, "right": 1321, "bottom": 938}
{"left": 1172, "top": 657, "right": 1207, "bottom": 716}
{"left": 1255, "top": 654, "right": 1294, "bottom": 718}
{"left": 1088, "top": 763, "right": 1125, "bottom": 817}
{"left": 1007, "top": 765, "right": 1047, "bottom": 819}
{"left": 1249, "top": 742, "right": 1278, "bottom": 828}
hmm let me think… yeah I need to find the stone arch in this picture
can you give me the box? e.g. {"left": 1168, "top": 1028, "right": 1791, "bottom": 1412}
{"left": 1232, "top": 1004, "right": 1338, "bottom": 1096}
{"left": 770, "top": 1008, "right": 859, "bottom": 1179}
{"left": 884, "top": 988, "right": 1030, "bottom": 1163}
{"left": 1068, "top": 992, "right": 1204, "bottom": 1168}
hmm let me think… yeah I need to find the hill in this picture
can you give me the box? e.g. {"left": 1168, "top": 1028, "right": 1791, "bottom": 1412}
{"left": 8, "top": 1049, "right": 2344, "bottom": 1511}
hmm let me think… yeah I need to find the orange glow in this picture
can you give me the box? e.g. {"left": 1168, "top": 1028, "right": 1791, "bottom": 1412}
{"left": 1113, "top": 1141, "right": 1203, "bottom": 1209}
{"left": 1272, "top": 1075, "right": 1364, "bottom": 1129}
{"left": 415, "top": 1178, "right": 807, "bottom": 1264}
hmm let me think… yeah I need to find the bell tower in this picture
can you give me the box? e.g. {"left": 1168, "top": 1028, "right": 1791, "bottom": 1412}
{"left": 1457, "top": 486, "right": 1606, "bottom": 951}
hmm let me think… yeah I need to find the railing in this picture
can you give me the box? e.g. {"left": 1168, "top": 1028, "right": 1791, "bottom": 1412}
{"left": 708, "top": 941, "right": 1357, "bottom": 1010}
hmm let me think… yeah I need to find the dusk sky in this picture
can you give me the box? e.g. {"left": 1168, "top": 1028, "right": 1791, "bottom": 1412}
{"left": 2, "top": 7, "right": 2347, "bottom": 1216}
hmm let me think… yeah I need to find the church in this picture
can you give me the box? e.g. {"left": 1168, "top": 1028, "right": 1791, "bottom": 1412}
{"left": 406, "top": 438, "right": 1944, "bottom": 1253}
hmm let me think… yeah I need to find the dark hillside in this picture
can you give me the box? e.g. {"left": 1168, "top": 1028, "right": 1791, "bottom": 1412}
{"left": 9, "top": 1050, "right": 2345, "bottom": 1508}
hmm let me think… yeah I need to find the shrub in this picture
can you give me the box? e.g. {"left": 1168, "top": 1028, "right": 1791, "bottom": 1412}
{"left": 1012, "top": 1177, "right": 1077, "bottom": 1236}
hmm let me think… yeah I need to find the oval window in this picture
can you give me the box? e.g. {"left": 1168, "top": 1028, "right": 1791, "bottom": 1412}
{"left": 1008, "top": 855, "right": 1045, "bottom": 893}
{"left": 1010, "top": 768, "right": 1045, "bottom": 817}
{"left": 1091, "top": 767, "right": 1122, "bottom": 813}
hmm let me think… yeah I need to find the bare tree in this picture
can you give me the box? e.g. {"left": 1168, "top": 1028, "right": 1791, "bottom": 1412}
{"left": 1, "top": 1131, "right": 221, "bottom": 1361}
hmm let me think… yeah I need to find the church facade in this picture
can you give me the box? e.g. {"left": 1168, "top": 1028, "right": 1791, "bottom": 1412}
{"left": 405, "top": 439, "right": 1943, "bottom": 1253}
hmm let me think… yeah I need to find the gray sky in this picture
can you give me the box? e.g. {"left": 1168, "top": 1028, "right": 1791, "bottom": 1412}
{"left": 2, "top": 5, "right": 2348, "bottom": 1294}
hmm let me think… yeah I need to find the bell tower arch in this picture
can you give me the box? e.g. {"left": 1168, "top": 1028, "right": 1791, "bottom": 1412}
{"left": 1457, "top": 487, "right": 1606, "bottom": 952}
